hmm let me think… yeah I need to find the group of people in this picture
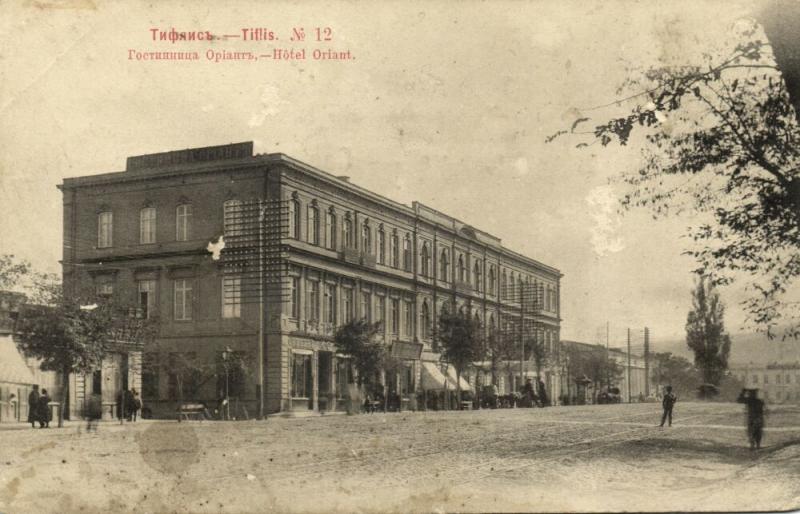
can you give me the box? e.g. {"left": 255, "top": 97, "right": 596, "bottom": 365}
{"left": 26, "top": 385, "right": 53, "bottom": 429}
{"left": 115, "top": 388, "right": 142, "bottom": 421}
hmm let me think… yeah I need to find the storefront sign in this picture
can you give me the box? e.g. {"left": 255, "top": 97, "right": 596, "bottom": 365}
{"left": 391, "top": 341, "right": 423, "bottom": 360}
{"left": 126, "top": 142, "right": 253, "bottom": 171}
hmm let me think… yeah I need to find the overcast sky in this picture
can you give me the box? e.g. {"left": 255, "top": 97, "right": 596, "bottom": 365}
{"left": 0, "top": 0, "right": 767, "bottom": 348}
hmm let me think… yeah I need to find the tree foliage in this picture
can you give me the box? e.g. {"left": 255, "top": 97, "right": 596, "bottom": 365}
{"left": 551, "top": 21, "right": 800, "bottom": 338}
{"left": 651, "top": 351, "right": 701, "bottom": 399}
{"left": 0, "top": 254, "right": 30, "bottom": 290}
{"left": 438, "top": 310, "right": 484, "bottom": 401}
{"left": 484, "top": 324, "right": 517, "bottom": 385}
{"left": 686, "top": 275, "right": 732, "bottom": 386}
{"left": 564, "top": 343, "right": 623, "bottom": 391}
{"left": 333, "top": 318, "right": 385, "bottom": 388}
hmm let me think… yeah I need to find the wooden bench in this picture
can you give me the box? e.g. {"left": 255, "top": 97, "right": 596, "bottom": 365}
{"left": 177, "top": 403, "right": 207, "bottom": 422}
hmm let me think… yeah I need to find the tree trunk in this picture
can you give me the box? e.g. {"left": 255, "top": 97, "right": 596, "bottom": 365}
{"left": 456, "top": 368, "right": 462, "bottom": 410}
{"left": 59, "top": 366, "right": 69, "bottom": 427}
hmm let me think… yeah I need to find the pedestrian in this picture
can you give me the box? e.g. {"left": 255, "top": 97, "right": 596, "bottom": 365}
{"left": 124, "top": 388, "right": 135, "bottom": 421}
{"left": 737, "top": 388, "right": 765, "bottom": 450}
{"left": 85, "top": 393, "right": 102, "bottom": 432}
{"left": 38, "top": 388, "right": 52, "bottom": 428}
{"left": 27, "top": 385, "right": 40, "bottom": 428}
{"left": 523, "top": 379, "right": 535, "bottom": 408}
{"left": 537, "top": 378, "right": 549, "bottom": 407}
{"left": 659, "top": 385, "right": 677, "bottom": 427}
{"left": 130, "top": 388, "right": 142, "bottom": 422}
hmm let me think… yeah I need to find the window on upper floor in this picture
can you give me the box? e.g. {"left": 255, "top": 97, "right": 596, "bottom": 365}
{"left": 97, "top": 211, "right": 113, "bottom": 248}
{"left": 390, "top": 232, "right": 400, "bottom": 268}
{"left": 222, "top": 276, "right": 241, "bottom": 318}
{"left": 325, "top": 211, "right": 337, "bottom": 250}
{"left": 421, "top": 300, "right": 431, "bottom": 339}
{"left": 501, "top": 270, "right": 507, "bottom": 300}
{"left": 361, "top": 292, "right": 371, "bottom": 323}
{"left": 343, "top": 217, "right": 353, "bottom": 248}
{"left": 307, "top": 205, "right": 320, "bottom": 245}
{"left": 306, "top": 280, "right": 320, "bottom": 322}
{"left": 96, "top": 280, "right": 114, "bottom": 298}
{"left": 376, "top": 295, "right": 385, "bottom": 324}
{"left": 473, "top": 262, "right": 481, "bottom": 292}
{"left": 403, "top": 300, "right": 413, "bottom": 337}
{"left": 290, "top": 277, "right": 299, "bottom": 318}
{"left": 390, "top": 298, "right": 400, "bottom": 334}
{"left": 174, "top": 279, "right": 193, "bottom": 321}
{"left": 343, "top": 288, "right": 354, "bottom": 323}
{"left": 287, "top": 199, "right": 300, "bottom": 239}
{"left": 223, "top": 199, "right": 243, "bottom": 237}
{"left": 403, "top": 235, "right": 412, "bottom": 271}
{"left": 488, "top": 266, "right": 496, "bottom": 295}
{"left": 439, "top": 249, "right": 449, "bottom": 282}
{"left": 323, "top": 283, "right": 337, "bottom": 325}
{"left": 458, "top": 255, "right": 466, "bottom": 283}
{"left": 138, "top": 279, "right": 156, "bottom": 319}
{"left": 377, "top": 228, "right": 386, "bottom": 264}
{"left": 176, "top": 204, "right": 192, "bottom": 241}
{"left": 362, "top": 222, "right": 371, "bottom": 253}
{"left": 421, "top": 242, "right": 431, "bottom": 277}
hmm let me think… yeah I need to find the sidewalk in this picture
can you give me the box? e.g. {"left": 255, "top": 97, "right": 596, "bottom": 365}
{"left": 0, "top": 419, "right": 156, "bottom": 431}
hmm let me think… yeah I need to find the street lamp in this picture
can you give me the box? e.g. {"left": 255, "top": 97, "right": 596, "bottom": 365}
{"left": 222, "top": 345, "right": 232, "bottom": 420}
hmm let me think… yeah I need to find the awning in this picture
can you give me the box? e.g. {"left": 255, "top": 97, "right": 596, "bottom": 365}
{"left": 0, "top": 335, "right": 36, "bottom": 385}
{"left": 445, "top": 365, "right": 473, "bottom": 392}
{"left": 421, "top": 361, "right": 448, "bottom": 390}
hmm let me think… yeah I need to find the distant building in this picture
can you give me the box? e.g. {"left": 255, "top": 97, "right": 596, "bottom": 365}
{"left": 730, "top": 362, "right": 800, "bottom": 404}
{"left": 0, "top": 291, "right": 60, "bottom": 423}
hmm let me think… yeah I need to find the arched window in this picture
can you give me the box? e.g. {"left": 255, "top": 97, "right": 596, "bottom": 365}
{"left": 441, "top": 301, "right": 450, "bottom": 316}
{"left": 402, "top": 234, "right": 412, "bottom": 271}
{"left": 489, "top": 313, "right": 496, "bottom": 332}
{"left": 343, "top": 216, "right": 353, "bottom": 248}
{"left": 361, "top": 222, "right": 371, "bottom": 253}
{"left": 377, "top": 227, "right": 386, "bottom": 264}
{"left": 518, "top": 277, "right": 523, "bottom": 302}
{"left": 509, "top": 272, "right": 515, "bottom": 300}
{"left": 307, "top": 204, "right": 319, "bottom": 245}
{"left": 458, "top": 255, "right": 466, "bottom": 282}
{"left": 501, "top": 270, "right": 507, "bottom": 300}
{"left": 474, "top": 312, "right": 481, "bottom": 327}
{"left": 287, "top": 198, "right": 300, "bottom": 239}
{"left": 421, "top": 300, "right": 431, "bottom": 339}
{"left": 488, "top": 266, "right": 496, "bottom": 295}
{"left": 176, "top": 204, "right": 192, "bottom": 241}
{"left": 439, "top": 249, "right": 449, "bottom": 282}
{"left": 473, "top": 262, "right": 481, "bottom": 292}
{"left": 390, "top": 232, "right": 399, "bottom": 268}
{"left": 420, "top": 242, "right": 431, "bottom": 277}
{"left": 140, "top": 206, "right": 156, "bottom": 244}
{"left": 325, "top": 210, "right": 337, "bottom": 250}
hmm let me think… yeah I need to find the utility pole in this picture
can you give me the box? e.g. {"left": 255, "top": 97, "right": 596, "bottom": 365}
{"left": 519, "top": 283, "right": 524, "bottom": 391}
{"left": 258, "top": 204, "right": 266, "bottom": 420}
{"left": 644, "top": 327, "right": 650, "bottom": 397}
{"left": 605, "top": 321, "right": 610, "bottom": 388}
{"left": 627, "top": 328, "right": 632, "bottom": 403}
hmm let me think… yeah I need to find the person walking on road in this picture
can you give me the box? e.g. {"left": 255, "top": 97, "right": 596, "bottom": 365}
{"left": 737, "top": 388, "right": 765, "bottom": 450}
{"left": 38, "top": 388, "right": 52, "bottom": 428}
{"left": 27, "top": 385, "right": 40, "bottom": 428}
{"left": 659, "top": 385, "right": 677, "bottom": 427}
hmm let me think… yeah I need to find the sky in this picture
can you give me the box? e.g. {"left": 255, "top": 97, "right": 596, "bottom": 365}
{"left": 0, "top": 0, "right": 772, "bottom": 349}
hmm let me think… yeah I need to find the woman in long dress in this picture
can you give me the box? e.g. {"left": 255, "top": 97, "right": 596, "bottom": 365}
{"left": 38, "top": 388, "right": 52, "bottom": 428}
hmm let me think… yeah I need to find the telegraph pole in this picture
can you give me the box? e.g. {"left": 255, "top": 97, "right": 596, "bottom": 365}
{"left": 258, "top": 204, "right": 266, "bottom": 420}
{"left": 627, "top": 328, "right": 632, "bottom": 403}
{"left": 644, "top": 327, "right": 650, "bottom": 397}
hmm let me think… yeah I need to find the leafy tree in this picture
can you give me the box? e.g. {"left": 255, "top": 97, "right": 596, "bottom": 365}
{"left": 686, "top": 275, "right": 732, "bottom": 387}
{"left": 651, "top": 351, "right": 701, "bottom": 399}
{"left": 550, "top": 21, "right": 800, "bottom": 338}
{"left": 14, "top": 276, "right": 157, "bottom": 423}
{"left": 333, "top": 318, "right": 385, "bottom": 389}
{"left": 528, "top": 330, "right": 549, "bottom": 382}
{"left": 563, "top": 343, "right": 623, "bottom": 401}
{"left": 438, "top": 310, "right": 484, "bottom": 408}
{"left": 485, "top": 323, "right": 517, "bottom": 386}
{"left": 0, "top": 254, "right": 30, "bottom": 290}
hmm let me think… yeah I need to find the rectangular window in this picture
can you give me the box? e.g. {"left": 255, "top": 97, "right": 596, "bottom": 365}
{"left": 323, "top": 283, "right": 337, "bottom": 324}
{"left": 140, "top": 207, "right": 157, "bottom": 244}
{"left": 138, "top": 279, "right": 156, "bottom": 319}
{"left": 752, "top": 375, "right": 759, "bottom": 384}
{"left": 403, "top": 301, "right": 412, "bottom": 337}
{"left": 176, "top": 204, "right": 192, "bottom": 241}
{"left": 391, "top": 298, "right": 399, "bottom": 334}
{"left": 376, "top": 296, "right": 385, "bottom": 324}
{"left": 306, "top": 280, "right": 320, "bottom": 322}
{"left": 291, "top": 352, "right": 312, "bottom": 398}
{"left": 342, "top": 288, "right": 354, "bottom": 323}
{"left": 174, "top": 279, "right": 192, "bottom": 320}
{"left": 224, "top": 199, "right": 243, "bottom": 237}
{"left": 307, "top": 206, "right": 319, "bottom": 245}
{"left": 97, "top": 211, "right": 113, "bottom": 248}
{"left": 290, "top": 277, "right": 299, "bottom": 318}
{"left": 378, "top": 231, "right": 385, "bottom": 264}
{"left": 361, "top": 292, "right": 371, "bottom": 323}
{"left": 325, "top": 212, "right": 336, "bottom": 250}
{"left": 400, "top": 362, "right": 414, "bottom": 396}
{"left": 222, "top": 276, "right": 241, "bottom": 318}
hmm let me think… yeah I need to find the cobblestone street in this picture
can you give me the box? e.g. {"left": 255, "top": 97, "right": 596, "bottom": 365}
{"left": 1, "top": 402, "right": 799, "bottom": 513}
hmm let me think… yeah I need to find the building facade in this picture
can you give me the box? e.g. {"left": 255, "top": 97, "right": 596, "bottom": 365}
{"left": 730, "top": 363, "right": 800, "bottom": 404}
{"left": 60, "top": 142, "right": 562, "bottom": 417}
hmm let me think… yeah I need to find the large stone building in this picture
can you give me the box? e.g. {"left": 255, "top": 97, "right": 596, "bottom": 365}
{"left": 730, "top": 362, "right": 800, "bottom": 404}
{"left": 60, "top": 142, "right": 562, "bottom": 417}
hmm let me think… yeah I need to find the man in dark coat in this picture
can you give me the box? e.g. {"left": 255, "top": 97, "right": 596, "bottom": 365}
{"left": 537, "top": 378, "right": 549, "bottom": 407}
{"left": 38, "top": 388, "right": 52, "bottom": 428}
{"left": 737, "top": 388, "right": 765, "bottom": 450}
{"left": 659, "top": 385, "right": 677, "bottom": 427}
{"left": 27, "top": 385, "right": 40, "bottom": 428}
